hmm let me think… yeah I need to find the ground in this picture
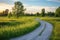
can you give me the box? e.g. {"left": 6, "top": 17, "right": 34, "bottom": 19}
{"left": 40, "top": 17, "right": 60, "bottom": 40}
{"left": 0, "top": 16, "right": 60, "bottom": 40}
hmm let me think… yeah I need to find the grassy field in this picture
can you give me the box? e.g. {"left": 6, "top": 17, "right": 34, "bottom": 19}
{"left": 0, "top": 17, "right": 40, "bottom": 40}
{"left": 40, "top": 17, "right": 60, "bottom": 40}
{"left": 0, "top": 16, "right": 60, "bottom": 40}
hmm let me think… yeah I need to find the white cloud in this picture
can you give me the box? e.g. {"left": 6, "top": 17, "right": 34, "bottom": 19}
{"left": 24, "top": 4, "right": 57, "bottom": 13}
{"left": 0, "top": 3, "right": 13, "bottom": 11}
{"left": 12, "top": 0, "right": 20, "bottom": 1}
{"left": 0, "top": 3, "right": 57, "bottom": 13}
{"left": 47, "top": 0, "right": 60, "bottom": 2}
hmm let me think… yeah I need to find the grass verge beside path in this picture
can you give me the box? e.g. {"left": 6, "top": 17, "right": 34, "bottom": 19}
{"left": 0, "top": 17, "right": 40, "bottom": 40}
{"left": 40, "top": 17, "right": 60, "bottom": 40}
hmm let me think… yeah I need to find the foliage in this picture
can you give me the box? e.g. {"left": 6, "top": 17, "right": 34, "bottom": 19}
{"left": 47, "top": 12, "right": 55, "bottom": 17}
{"left": 8, "top": 12, "right": 12, "bottom": 18}
{"left": 0, "top": 9, "right": 9, "bottom": 16}
{"left": 12, "top": 1, "right": 25, "bottom": 18}
{"left": 41, "top": 8, "right": 45, "bottom": 17}
{"left": 0, "top": 17, "right": 40, "bottom": 40}
{"left": 36, "top": 12, "right": 40, "bottom": 16}
{"left": 55, "top": 7, "right": 60, "bottom": 17}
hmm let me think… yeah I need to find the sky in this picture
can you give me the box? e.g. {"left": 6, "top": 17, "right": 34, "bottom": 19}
{"left": 0, "top": 0, "right": 60, "bottom": 13}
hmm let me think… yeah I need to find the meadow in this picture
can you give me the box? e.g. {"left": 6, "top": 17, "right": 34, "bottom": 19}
{"left": 0, "top": 17, "right": 40, "bottom": 40}
{"left": 0, "top": 16, "right": 60, "bottom": 40}
{"left": 40, "top": 17, "right": 60, "bottom": 40}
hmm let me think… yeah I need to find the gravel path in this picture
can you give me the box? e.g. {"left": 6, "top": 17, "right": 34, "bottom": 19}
{"left": 10, "top": 19, "right": 53, "bottom": 40}
{"left": 32, "top": 21, "right": 53, "bottom": 40}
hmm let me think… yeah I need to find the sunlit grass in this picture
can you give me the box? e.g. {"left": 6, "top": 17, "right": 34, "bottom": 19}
{"left": 0, "top": 17, "right": 40, "bottom": 40}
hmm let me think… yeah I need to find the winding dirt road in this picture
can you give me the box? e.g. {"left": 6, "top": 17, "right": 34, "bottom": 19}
{"left": 10, "top": 19, "right": 53, "bottom": 40}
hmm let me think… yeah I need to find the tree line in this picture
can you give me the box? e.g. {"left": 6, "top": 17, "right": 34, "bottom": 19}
{"left": 0, "top": 1, "right": 60, "bottom": 17}
{"left": 0, "top": 9, "right": 9, "bottom": 16}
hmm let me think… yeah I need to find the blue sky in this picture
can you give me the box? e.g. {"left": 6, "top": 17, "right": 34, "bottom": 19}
{"left": 0, "top": 0, "right": 60, "bottom": 6}
{"left": 0, "top": 0, "right": 60, "bottom": 13}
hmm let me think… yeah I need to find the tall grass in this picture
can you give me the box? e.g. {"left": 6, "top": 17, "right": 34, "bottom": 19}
{"left": 0, "top": 17, "right": 40, "bottom": 40}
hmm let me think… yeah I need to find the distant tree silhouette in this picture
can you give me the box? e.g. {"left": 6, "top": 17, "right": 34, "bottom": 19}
{"left": 55, "top": 7, "right": 60, "bottom": 17}
{"left": 4, "top": 9, "right": 9, "bottom": 16}
{"left": 8, "top": 12, "right": 12, "bottom": 18}
{"left": 0, "top": 9, "right": 9, "bottom": 16}
{"left": 30, "top": 13, "right": 33, "bottom": 16}
{"left": 3, "top": 11, "right": 5, "bottom": 14}
{"left": 36, "top": 12, "right": 40, "bottom": 16}
{"left": 47, "top": 12, "right": 55, "bottom": 17}
{"left": 41, "top": 8, "right": 45, "bottom": 17}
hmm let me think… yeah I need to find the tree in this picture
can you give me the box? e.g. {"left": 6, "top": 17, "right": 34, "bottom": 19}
{"left": 0, "top": 9, "right": 9, "bottom": 16}
{"left": 12, "top": 1, "right": 25, "bottom": 17}
{"left": 8, "top": 12, "right": 12, "bottom": 18}
{"left": 36, "top": 12, "right": 40, "bottom": 16}
{"left": 41, "top": 8, "right": 45, "bottom": 17}
{"left": 55, "top": 7, "right": 60, "bottom": 17}
{"left": 47, "top": 12, "right": 55, "bottom": 17}
{"left": 4, "top": 9, "right": 9, "bottom": 16}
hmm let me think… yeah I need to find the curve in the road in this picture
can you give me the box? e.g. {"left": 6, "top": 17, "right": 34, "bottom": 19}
{"left": 10, "top": 20, "right": 53, "bottom": 40}
{"left": 32, "top": 21, "right": 53, "bottom": 40}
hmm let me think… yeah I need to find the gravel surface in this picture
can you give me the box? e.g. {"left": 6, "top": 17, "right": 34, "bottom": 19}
{"left": 10, "top": 19, "right": 53, "bottom": 40}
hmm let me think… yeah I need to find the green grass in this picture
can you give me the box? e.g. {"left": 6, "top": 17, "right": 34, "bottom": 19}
{"left": 39, "top": 17, "right": 60, "bottom": 40}
{"left": 0, "top": 17, "right": 40, "bottom": 40}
